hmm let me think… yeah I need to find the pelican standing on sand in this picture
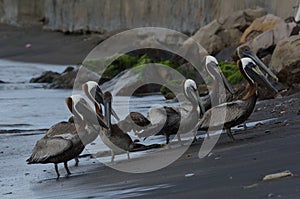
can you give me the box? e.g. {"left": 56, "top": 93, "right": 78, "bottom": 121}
{"left": 27, "top": 95, "right": 106, "bottom": 179}
{"left": 100, "top": 91, "right": 134, "bottom": 162}
{"left": 137, "top": 79, "right": 204, "bottom": 145}
{"left": 197, "top": 57, "right": 278, "bottom": 140}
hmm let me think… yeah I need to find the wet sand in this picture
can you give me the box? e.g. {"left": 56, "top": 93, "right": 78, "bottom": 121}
{"left": 1, "top": 23, "right": 300, "bottom": 198}
{"left": 1, "top": 92, "right": 299, "bottom": 198}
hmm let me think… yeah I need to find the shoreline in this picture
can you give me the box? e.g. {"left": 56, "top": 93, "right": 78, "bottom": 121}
{"left": 1, "top": 92, "right": 299, "bottom": 198}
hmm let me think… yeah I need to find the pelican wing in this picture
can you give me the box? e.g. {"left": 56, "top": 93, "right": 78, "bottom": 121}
{"left": 164, "top": 106, "right": 181, "bottom": 127}
{"left": 138, "top": 106, "right": 180, "bottom": 138}
{"left": 27, "top": 137, "right": 72, "bottom": 163}
{"left": 129, "top": 112, "right": 150, "bottom": 126}
{"left": 45, "top": 122, "right": 77, "bottom": 137}
{"left": 198, "top": 100, "right": 248, "bottom": 129}
{"left": 137, "top": 123, "right": 165, "bottom": 138}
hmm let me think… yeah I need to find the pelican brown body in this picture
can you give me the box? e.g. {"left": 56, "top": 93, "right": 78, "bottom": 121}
{"left": 100, "top": 91, "right": 134, "bottom": 162}
{"left": 198, "top": 57, "right": 278, "bottom": 140}
{"left": 27, "top": 95, "right": 102, "bottom": 179}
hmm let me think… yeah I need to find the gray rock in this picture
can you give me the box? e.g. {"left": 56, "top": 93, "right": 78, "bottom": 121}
{"left": 191, "top": 8, "right": 266, "bottom": 55}
{"left": 30, "top": 71, "right": 60, "bottom": 83}
{"left": 238, "top": 14, "right": 296, "bottom": 57}
{"left": 271, "top": 35, "right": 300, "bottom": 86}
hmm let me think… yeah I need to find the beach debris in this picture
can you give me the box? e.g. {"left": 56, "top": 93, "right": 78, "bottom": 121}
{"left": 262, "top": 170, "right": 293, "bottom": 181}
{"left": 185, "top": 173, "right": 195, "bottom": 178}
{"left": 25, "top": 43, "right": 32, "bottom": 48}
{"left": 267, "top": 193, "right": 275, "bottom": 198}
{"left": 280, "top": 111, "right": 286, "bottom": 115}
{"left": 243, "top": 183, "right": 259, "bottom": 189}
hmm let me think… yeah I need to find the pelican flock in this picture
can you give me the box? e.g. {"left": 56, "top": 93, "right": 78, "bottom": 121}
{"left": 27, "top": 50, "right": 278, "bottom": 178}
{"left": 198, "top": 57, "right": 278, "bottom": 140}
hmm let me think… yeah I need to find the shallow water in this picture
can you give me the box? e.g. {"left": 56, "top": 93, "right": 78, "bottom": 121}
{"left": 0, "top": 60, "right": 73, "bottom": 131}
{"left": 0, "top": 60, "right": 175, "bottom": 132}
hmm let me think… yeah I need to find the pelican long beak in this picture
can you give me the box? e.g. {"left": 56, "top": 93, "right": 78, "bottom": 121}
{"left": 242, "top": 50, "right": 278, "bottom": 81}
{"left": 207, "top": 61, "right": 235, "bottom": 95}
{"left": 103, "top": 93, "right": 112, "bottom": 136}
{"left": 190, "top": 87, "right": 206, "bottom": 116}
{"left": 95, "top": 86, "right": 120, "bottom": 122}
{"left": 219, "top": 71, "right": 235, "bottom": 95}
{"left": 197, "top": 96, "right": 206, "bottom": 116}
{"left": 75, "top": 98, "right": 109, "bottom": 129}
{"left": 246, "top": 64, "right": 278, "bottom": 93}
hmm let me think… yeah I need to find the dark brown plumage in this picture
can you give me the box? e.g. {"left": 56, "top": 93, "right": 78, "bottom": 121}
{"left": 117, "top": 112, "right": 151, "bottom": 133}
{"left": 101, "top": 91, "right": 134, "bottom": 162}
{"left": 198, "top": 57, "right": 278, "bottom": 140}
{"left": 27, "top": 95, "right": 100, "bottom": 179}
{"left": 137, "top": 79, "right": 203, "bottom": 144}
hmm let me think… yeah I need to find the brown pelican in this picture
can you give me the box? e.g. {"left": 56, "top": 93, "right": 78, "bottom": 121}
{"left": 197, "top": 57, "right": 278, "bottom": 140}
{"left": 27, "top": 95, "right": 106, "bottom": 179}
{"left": 201, "top": 55, "right": 235, "bottom": 110}
{"left": 100, "top": 91, "right": 134, "bottom": 162}
{"left": 82, "top": 81, "right": 151, "bottom": 134}
{"left": 137, "top": 79, "right": 204, "bottom": 145}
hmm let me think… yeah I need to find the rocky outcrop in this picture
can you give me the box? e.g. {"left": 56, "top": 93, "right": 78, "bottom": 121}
{"left": 30, "top": 71, "right": 60, "bottom": 83}
{"left": 190, "top": 8, "right": 266, "bottom": 55}
{"left": 271, "top": 35, "right": 300, "bottom": 86}
{"left": 30, "top": 67, "right": 80, "bottom": 89}
{"left": 237, "top": 14, "right": 296, "bottom": 57}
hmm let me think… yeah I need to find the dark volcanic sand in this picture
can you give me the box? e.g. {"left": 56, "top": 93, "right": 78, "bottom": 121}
{"left": 0, "top": 93, "right": 299, "bottom": 198}
{"left": 1, "top": 23, "right": 300, "bottom": 198}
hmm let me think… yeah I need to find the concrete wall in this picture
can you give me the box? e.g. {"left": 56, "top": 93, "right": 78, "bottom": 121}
{"left": 0, "top": 0, "right": 43, "bottom": 25}
{"left": 0, "top": 0, "right": 299, "bottom": 32}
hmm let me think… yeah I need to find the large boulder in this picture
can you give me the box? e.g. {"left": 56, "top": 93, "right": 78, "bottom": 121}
{"left": 190, "top": 8, "right": 266, "bottom": 55}
{"left": 237, "top": 14, "right": 296, "bottom": 57}
{"left": 271, "top": 35, "right": 300, "bottom": 86}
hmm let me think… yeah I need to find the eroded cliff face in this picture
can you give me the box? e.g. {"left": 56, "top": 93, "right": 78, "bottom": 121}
{"left": 0, "top": 0, "right": 299, "bottom": 32}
